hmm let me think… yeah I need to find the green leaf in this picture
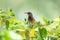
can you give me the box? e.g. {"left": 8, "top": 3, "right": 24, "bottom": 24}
{"left": 25, "top": 29, "right": 30, "bottom": 40}
{"left": 8, "top": 8, "right": 15, "bottom": 17}
{"left": 36, "top": 21, "right": 40, "bottom": 25}
{"left": 28, "top": 24, "right": 33, "bottom": 28}
{"left": 50, "top": 36, "right": 57, "bottom": 40}
{"left": 41, "top": 28, "right": 47, "bottom": 38}
{"left": 43, "top": 17, "right": 49, "bottom": 25}
{"left": 38, "top": 28, "right": 44, "bottom": 40}
{"left": 1, "top": 16, "right": 6, "bottom": 18}
{"left": 38, "top": 28, "right": 47, "bottom": 40}
{"left": 5, "top": 20, "right": 9, "bottom": 30}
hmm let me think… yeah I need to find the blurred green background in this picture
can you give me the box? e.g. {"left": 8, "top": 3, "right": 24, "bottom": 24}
{"left": 0, "top": 0, "right": 60, "bottom": 21}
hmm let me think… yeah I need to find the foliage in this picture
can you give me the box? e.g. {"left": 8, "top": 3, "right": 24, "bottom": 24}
{"left": 0, "top": 9, "right": 60, "bottom": 40}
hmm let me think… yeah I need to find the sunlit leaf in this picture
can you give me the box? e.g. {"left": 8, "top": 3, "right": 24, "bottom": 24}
{"left": 3, "top": 30, "right": 13, "bottom": 40}
{"left": 29, "top": 28, "right": 35, "bottom": 37}
{"left": 8, "top": 8, "right": 15, "bottom": 17}
{"left": 25, "top": 29, "right": 30, "bottom": 40}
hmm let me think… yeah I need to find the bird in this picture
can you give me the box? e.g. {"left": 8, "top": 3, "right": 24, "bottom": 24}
{"left": 26, "top": 12, "right": 46, "bottom": 26}
{"left": 26, "top": 12, "right": 35, "bottom": 24}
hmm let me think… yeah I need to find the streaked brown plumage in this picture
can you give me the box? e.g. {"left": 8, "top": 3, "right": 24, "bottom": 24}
{"left": 26, "top": 12, "right": 35, "bottom": 24}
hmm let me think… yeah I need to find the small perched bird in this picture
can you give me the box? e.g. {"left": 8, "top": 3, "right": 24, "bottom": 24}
{"left": 26, "top": 12, "right": 35, "bottom": 24}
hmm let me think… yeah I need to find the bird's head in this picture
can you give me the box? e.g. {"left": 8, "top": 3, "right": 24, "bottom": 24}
{"left": 25, "top": 12, "right": 33, "bottom": 17}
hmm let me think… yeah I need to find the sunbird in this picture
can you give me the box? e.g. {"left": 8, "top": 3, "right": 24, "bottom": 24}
{"left": 26, "top": 12, "right": 35, "bottom": 24}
